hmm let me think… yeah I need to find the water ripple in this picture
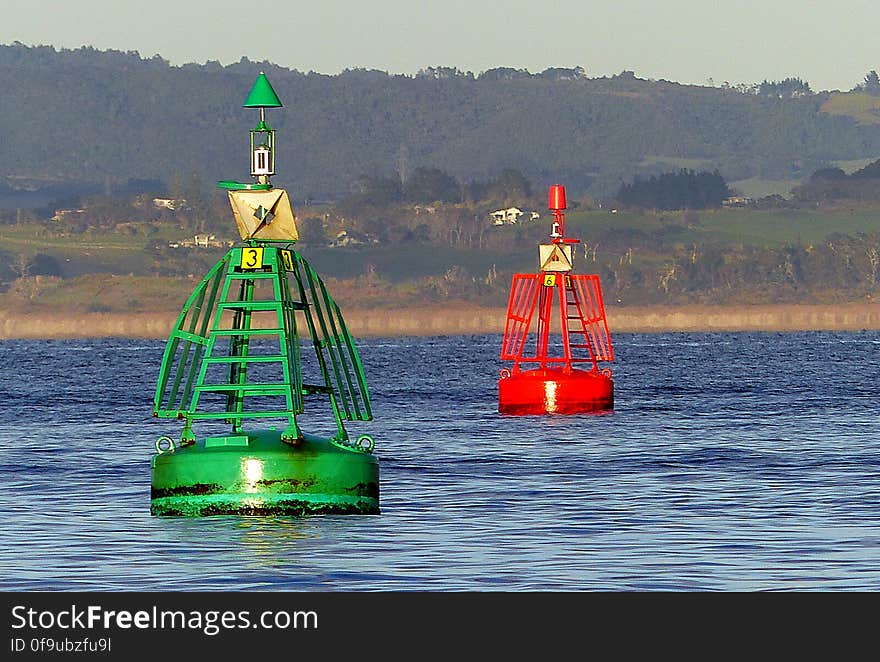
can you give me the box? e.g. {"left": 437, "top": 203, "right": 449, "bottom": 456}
{"left": 1, "top": 332, "right": 880, "bottom": 590}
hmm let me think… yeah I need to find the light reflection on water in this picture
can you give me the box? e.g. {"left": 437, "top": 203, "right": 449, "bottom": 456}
{"left": 1, "top": 331, "right": 879, "bottom": 590}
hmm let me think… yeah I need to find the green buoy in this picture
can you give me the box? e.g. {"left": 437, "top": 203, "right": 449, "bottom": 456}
{"left": 150, "top": 72, "right": 379, "bottom": 516}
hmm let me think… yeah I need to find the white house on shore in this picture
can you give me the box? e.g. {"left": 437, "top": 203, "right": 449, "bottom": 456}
{"left": 490, "top": 207, "right": 540, "bottom": 225}
{"left": 168, "top": 234, "right": 233, "bottom": 249}
{"left": 490, "top": 207, "right": 524, "bottom": 225}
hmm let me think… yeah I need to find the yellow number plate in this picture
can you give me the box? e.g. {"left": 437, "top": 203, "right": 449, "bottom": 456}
{"left": 280, "top": 249, "right": 294, "bottom": 271}
{"left": 240, "top": 247, "right": 264, "bottom": 270}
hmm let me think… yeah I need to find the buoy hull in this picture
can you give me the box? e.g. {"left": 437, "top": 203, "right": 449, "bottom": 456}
{"left": 498, "top": 368, "right": 613, "bottom": 415}
{"left": 150, "top": 429, "right": 379, "bottom": 516}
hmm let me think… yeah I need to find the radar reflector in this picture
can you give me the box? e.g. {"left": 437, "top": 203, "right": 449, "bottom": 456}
{"left": 539, "top": 244, "right": 573, "bottom": 272}
{"left": 228, "top": 188, "right": 298, "bottom": 241}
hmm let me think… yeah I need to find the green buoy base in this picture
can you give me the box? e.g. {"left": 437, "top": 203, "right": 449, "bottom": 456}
{"left": 150, "top": 429, "right": 379, "bottom": 517}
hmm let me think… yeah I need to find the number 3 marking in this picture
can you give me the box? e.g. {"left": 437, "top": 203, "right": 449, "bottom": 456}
{"left": 241, "top": 247, "right": 264, "bottom": 269}
{"left": 280, "top": 249, "right": 294, "bottom": 271}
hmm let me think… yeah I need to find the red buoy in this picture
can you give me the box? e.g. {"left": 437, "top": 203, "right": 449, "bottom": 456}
{"left": 498, "top": 184, "right": 614, "bottom": 415}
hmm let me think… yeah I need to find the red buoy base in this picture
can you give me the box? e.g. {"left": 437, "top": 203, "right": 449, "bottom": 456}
{"left": 498, "top": 367, "right": 613, "bottom": 415}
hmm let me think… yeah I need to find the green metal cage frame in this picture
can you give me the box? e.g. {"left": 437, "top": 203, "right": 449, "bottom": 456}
{"left": 153, "top": 243, "right": 371, "bottom": 446}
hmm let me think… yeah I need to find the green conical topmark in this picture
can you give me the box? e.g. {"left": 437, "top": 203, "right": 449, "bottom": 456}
{"left": 243, "top": 72, "right": 283, "bottom": 108}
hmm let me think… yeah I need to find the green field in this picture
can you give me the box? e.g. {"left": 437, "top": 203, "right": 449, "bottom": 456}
{"left": 5, "top": 206, "right": 880, "bottom": 281}
{"left": 830, "top": 157, "right": 880, "bottom": 173}
{"left": 300, "top": 245, "right": 531, "bottom": 281}
{"left": 821, "top": 92, "right": 880, "bottom": 125}
{"left": 564, "top": 206, "right": 880, "bottom": 247}
{"left": 0, "top": 222, "right": 191, "bottom": 275}
{"left": 727, "top": 178, "right": 801, "bottom": 198}
{"left": 3, "top": 203, "right": 880, "bottom": 311}
{"left": 684, "top": 208, "right": 880, "bottom": 246}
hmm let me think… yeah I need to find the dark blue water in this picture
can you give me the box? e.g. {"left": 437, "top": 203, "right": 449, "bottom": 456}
{"left": 1, "top": 331, "right": 879, "bottom": 591}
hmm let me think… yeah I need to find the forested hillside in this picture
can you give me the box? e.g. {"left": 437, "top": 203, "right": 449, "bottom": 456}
{"left": 3, "top": 42, "right": 880, "bottom": 203}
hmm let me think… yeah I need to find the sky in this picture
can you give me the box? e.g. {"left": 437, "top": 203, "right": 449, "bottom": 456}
{"left": 2, "top": 0, "right": 878, "bottom": 92}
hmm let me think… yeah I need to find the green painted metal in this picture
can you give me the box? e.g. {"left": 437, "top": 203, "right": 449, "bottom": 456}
{"left": 153, "top": 245, "right": 372, "bottom": 446}
{"left": 151, "top": 72, "right": 377, "bottom": 516}
{"left": 151, "top": 242, "right": 379, "bottom": 516}
{"left": 216, "top": 180, "right": 272, "bottom": 190}
{"left": 243, "top": 72, "right": 283, "bottom": 108}
{"left": 151, "top": 429, "right": 379, "bottom": 516}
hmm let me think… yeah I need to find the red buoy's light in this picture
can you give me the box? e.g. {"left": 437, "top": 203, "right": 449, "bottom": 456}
{"left": 548, "top": 184, "right": 566, "bottom": 211}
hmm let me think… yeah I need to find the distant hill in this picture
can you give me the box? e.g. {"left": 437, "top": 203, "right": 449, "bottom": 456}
{"left": 3, "top": 43, "right": 880, "bottom": 203}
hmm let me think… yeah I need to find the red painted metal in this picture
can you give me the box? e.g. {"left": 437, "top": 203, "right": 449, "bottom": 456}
{"left": 548, "top": 184, "right": 567, "bottom": 211}
{"left": 498, "top": 367, "right": 613, "bottom": 415}
{"left": 498, "top": 184, "right": 614, "bottom": 414}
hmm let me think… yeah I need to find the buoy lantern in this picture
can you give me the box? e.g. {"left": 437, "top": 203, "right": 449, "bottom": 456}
{"left": 498, "top": 184, "right": 614, "bottom": 415}
{"left": 150, "top": 73, "right": 379, "bottom": 516}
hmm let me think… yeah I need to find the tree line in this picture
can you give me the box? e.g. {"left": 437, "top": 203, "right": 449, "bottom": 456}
{"left": 615, "top": 170, "right": 731, "bottom": 210}
{"left": 3, "top": 42, "right": 880, "bottom": 206}
{"left": 789, "top": 158, "right": 880, "bottom": 204}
